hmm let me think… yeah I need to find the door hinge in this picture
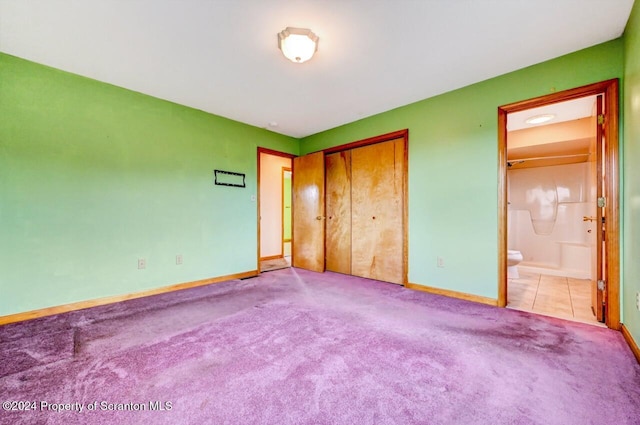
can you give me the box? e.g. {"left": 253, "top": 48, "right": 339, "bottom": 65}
{"left": 597, "top": 114, "right": 605, "bottom": 125}
{"left": 597, "top": 280, "right": 606, "bottom": 291}
{"left": 597, "top": 197, "right": 606, "bottom": 208}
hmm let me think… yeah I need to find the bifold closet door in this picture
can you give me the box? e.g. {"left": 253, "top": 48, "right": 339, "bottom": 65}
{"left": 351, "top": 138, "right": 405, "bottom": 284}
{"left": 325, "top": 151, "right": 352, "bottom": 274}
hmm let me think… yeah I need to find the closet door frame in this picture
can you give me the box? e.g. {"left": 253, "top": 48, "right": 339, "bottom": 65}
{"left": 322, "top": 129, "right": 409, "bottom": 285}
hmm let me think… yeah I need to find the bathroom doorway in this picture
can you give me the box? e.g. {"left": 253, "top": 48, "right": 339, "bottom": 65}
{"left": 505, "top": 95, "right": 600, "bottom": 325}
{"left": 497, "top": 80, "right": 620, "bottom": 329}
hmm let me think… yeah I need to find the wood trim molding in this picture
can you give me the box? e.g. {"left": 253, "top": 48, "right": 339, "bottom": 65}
{"left": 257, "top": 147, "right": 296, "bottom": 159}
{"left": 497, "top": 79, "right": 620, "bottom": 328}
{"left": 405, "top": 282, "right": 498, "bottom": 307}
{"left": 321, "top": 129, "right": 409, "bottom": 155}
{"left": 621, "top": 324, "right": 640, "bottom": 364}
{"left": 603, "top": 80, "right": 620, "bottom": 330}
{"left": 0, "top": 270, "right": 258, "bottom": 326}
{"left": 497, "top": 80, "right": 618, "bottom": 111}
{"left": 497, "top": 108, "right": 508, "bottom": 308}
{"left": 257, "top": 147, "right": 295, "bottom": 269}
{"left": 281, "top": 166, "right": 292, "bottom": 260}
{"left": 402, "top": 134, "right": 409, "bottom": 285}
{"left": 260, "top": 254, "right": 284, "bottom": 261}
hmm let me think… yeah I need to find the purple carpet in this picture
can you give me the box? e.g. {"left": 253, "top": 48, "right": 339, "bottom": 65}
{"left": 1, "top": 268, "right": 639, "bottom": 424}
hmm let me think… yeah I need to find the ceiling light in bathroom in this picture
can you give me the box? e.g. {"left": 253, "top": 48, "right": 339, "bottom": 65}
{"left": 525, "top": 114, "right": 555, "bottom": 125}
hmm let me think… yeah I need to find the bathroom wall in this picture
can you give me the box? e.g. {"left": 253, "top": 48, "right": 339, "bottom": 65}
{"left": 508, "top": 162, "right": 595, "bottom": 279}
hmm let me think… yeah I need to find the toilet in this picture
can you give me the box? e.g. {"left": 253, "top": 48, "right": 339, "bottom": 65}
{"left": 507, "top": 250, "right": 523, "bottom": 279}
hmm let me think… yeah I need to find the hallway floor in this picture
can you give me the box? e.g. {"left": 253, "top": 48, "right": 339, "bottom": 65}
{"left": 507, "top": 271, "right": 603, "bottom": 326}
{"left": 259, "top": 256, "right": 291, "bottom": 272}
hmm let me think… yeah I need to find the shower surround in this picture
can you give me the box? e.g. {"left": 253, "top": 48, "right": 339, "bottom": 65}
{"left": 508, "top": 162, "right": 595, "bottom": 279}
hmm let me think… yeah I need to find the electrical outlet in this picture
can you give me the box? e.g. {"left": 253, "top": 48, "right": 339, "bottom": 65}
{"left": 636, "top": 292, "right": 640, "bottom": 311}
{"left": 437, "top": 257, "right": 445, "bottom": 268}
{"left": 138, "top": 258, "right": 146, "bottom": 269}
{"left": 176, "top": 254, "right": 183, "bottom": 265}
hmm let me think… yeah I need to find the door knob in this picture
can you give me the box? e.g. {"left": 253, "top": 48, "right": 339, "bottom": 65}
{"left": 316, "top": 216, "right": 325, "bottom": 220}
{"left": 583, "top": 216, "right": 597, "bottom": 222}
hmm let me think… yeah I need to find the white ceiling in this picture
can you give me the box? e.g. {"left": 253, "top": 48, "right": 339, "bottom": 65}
{"left": 0, "top": 0, "right": 634, "bottom": 138}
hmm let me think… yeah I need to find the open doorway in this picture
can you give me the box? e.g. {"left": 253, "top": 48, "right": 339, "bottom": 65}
{"left": 505, "top": 95, "right": 600, "bottom": 325}
{"left": 498, "top": 80, "right": 620, "bottom": 329}
{"left": 257, "top": 148, "right": 294, "bottom": 272}
{"left": 282, "top": 168, "right": 292, "bottom": 262}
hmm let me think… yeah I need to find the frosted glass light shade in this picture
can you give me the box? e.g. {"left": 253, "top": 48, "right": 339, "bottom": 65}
{"left": 525, "top": 114, "right": 555, "bottom": 125}
{"left": 278, "top": 27, "right": 318, "bottom": 63}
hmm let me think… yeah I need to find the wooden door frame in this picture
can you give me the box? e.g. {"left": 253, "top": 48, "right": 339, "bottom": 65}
{"left": 281, "top": 167, "right": 292, "bottom": 259}
{"left": 257, "top": 148, "right": 295, "bottom": 269}
{"left": 497, "top": 79, "right": 620, "bottom": 329}
{"left": 316, "top": 129, "right": 409, "bottom": 285}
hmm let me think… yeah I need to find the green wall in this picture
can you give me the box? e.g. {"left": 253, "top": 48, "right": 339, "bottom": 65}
{"left": 0, "top": 53, "right": 298, "bottom": 316}
{"left": 300, "top": 40, "right": 624, "bottom": 300}
{"left": 624, "top": 1, "right": 640, "bottom": 347}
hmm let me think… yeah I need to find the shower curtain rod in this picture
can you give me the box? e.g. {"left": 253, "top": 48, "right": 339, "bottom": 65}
{"left": 508, "top": 153, "right": 590, "bottom": 163}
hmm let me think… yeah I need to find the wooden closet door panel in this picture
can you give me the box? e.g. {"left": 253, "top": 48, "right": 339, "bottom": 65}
{"left": 351, "top": 138, "right": 404, "bottom": 284}
{"left": 325, "top": 151, "right": 352, "bottom": 274}
{"left": 292, "top": 152, "right": 325, "bottom": 272}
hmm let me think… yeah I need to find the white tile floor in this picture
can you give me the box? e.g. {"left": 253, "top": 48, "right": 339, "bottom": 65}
{"left": 507, "top": 270, "right": 604, "bottom": 326}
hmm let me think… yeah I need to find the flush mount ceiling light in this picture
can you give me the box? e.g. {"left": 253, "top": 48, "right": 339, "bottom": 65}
{"left": 278, "top": 27, "right": 319, "bottom": 63}
{"left": 525, "top": 114, "right": 555, "bottom": 125}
